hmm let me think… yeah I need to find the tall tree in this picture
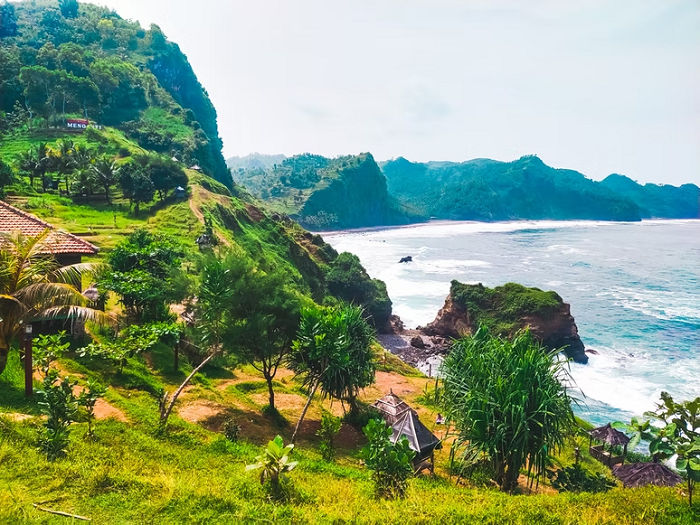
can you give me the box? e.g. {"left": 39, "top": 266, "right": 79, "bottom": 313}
{"left": 49, "top": 139, "right": 75, "bottom": 195}
{"left": 58, "top": 0, "right": 79, "bottom": 19}
{"left": 0, "top": 159, "right": 13, "bottom": 193}
{"left": 441, "top": 326, "right": 575, "bottom": 492}
{"left": 0, "top": 231, "right": 106, "bottom": 376}
{"left": 0, "top": 1, "right": 18, "bottom": 38}
{"left": 17, "top": 143, "right": 49, "bottom": 190}
{"left": 91, "top": 156, "right": 119, "bottom": 203}
{"left": 119, "top": 160, "right": 155, "bottom": 214}
{"left": 100, "top": 229, "right": 184, "bottom": 322}
{"left": 287, "top": 304, "right": 376, "bottom": 442}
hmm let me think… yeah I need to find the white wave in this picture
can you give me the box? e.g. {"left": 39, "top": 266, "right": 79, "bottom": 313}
{"left": 546, "top": 244, "right": 585, "bottom": 255}
{"left": 601, "top": 287, "right": 700, "bottom": 322}
{"left": 570, "top": 344, "right": 700, "bottom": 418}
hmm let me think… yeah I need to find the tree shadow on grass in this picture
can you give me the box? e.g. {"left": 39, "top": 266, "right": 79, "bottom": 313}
{"left": 0, "top": 352, "right": 41, "bottom": 415}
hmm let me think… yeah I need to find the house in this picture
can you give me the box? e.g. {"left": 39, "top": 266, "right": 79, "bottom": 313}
{"left": 372, "top": 392, "right": 441, "bottom": 473}
{"left": 0, "top": 200, "right": 99, "bottom": 267}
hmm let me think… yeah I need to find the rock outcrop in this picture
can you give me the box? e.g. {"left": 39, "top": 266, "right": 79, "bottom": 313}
{"left": 420, "top": 281, "right": 588, "bottom": 363}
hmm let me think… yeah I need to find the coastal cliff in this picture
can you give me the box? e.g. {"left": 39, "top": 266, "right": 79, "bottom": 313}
{"left": 421, "top": 281, "right": 588, "bottom": 363}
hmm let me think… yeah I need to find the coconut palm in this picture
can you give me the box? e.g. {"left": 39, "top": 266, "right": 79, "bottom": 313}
{"left": 91, "top": 156, "right": 120, "bottom": 204}
{"left": 0, "top": 230, "right": 107, "bottom": 376}
{"left": 48, "top": 139, "right": 76, "bottom": 195}
{"left": 17, "top": 143, "right": 49, "bottom": 190}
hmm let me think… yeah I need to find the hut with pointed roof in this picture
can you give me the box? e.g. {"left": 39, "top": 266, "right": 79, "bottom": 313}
{"left": 372, "top": 392, "right": 441, "bottom": 473}
{"left": 0, "top": 200, "right": 98, "bottom": 267}
{"left": 612, "top": 462, "right": 682, "bottom": 488}
{"left": 588, "top": 423, "right": 630, "bottom": 467}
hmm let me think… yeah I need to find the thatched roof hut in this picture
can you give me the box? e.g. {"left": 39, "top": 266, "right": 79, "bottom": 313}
{"left": 588, "top": 423, "right": 630, "bottom": 467}
{"left": 589, "top": 423, "right": 630, "bottom": 447}
{"left": 372, "top": 392, "right": 441, "bottom": 463}
{"left": 612, "top": 462, "right": 683, "bottom": 488}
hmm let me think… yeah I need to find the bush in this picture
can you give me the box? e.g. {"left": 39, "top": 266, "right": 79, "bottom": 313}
{"left": 246, "top": 435, "right": 297, "bottom": 501}
{"left": 222, "top": 417, "right": 240, "bottom": 442}
{"left": 547, "top": 464, "right": 616, "bottom": 493}
{"left": 316, "top": 413, "right": 342, "bottom": 462}
{"left": 342, "top": 403, "right": 381, "bottom": 430}
{"left": 37, "top": 369, "right": 79, "bottom": 460}
{"left": 361, "top": 419, "right": 415, "bottom": 499}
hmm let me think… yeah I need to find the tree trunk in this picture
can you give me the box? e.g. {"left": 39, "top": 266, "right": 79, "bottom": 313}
{"left": 159, "top": 350, "right": 219, "bottom": 428}
{"left": 264, "top": 372, "right": 275, "bottom": 410}
{"left": 105, "top": 186, "right": 110, "bottom": 204}
{"left": 291, "top": 380, "right": 320, "bottom": 444}
{"left": 0, "top": 346, "right": 9, "bottom": 376}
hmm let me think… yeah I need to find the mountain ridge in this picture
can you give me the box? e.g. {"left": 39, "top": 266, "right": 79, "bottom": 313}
{"left": 231, "top": 152, "right": 699, "bottom": 228}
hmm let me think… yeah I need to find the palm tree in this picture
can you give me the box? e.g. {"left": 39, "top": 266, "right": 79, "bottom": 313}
{"left": 49, "top": 139, "right": 76, "bottom": 195}
{"left": 0, "top": 230, "right": 107, "bottom": 376}
{"left": 17, "top": 143, "right": 49, "bottom": 190}
{"left": 91, "top": 157, "right": 120, "bottom": 204}
{"left": 287, "top": 305, "right": 375, "bottom": 443}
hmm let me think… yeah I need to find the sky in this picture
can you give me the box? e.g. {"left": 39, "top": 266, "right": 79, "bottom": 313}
{"left": 92, "top": 0, "right": 699, "bottom": 185}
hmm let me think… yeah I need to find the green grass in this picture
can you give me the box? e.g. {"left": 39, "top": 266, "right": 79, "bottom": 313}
{"left": 1, "top": 348, "right": 697, "bottom": 524}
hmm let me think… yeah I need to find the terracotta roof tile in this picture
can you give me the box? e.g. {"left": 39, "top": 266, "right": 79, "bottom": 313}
{"left": 0, "top": 200, "right": 99, "bottom": 255}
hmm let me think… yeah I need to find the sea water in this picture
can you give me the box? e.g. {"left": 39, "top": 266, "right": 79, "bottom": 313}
{"left": 323, "top": 220, "right": 700, "bottom": 426}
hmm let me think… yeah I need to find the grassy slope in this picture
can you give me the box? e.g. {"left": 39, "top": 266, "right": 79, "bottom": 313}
{"left": 1, "top": 132, "right": 697, "bottom": 524}
{"left": 1, "top": 343, "right": 696, "bottom": 524}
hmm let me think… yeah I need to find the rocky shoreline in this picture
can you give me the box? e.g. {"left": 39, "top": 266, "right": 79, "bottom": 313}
{"left": 378, "top": 280, "right": 591, "bottom": 371}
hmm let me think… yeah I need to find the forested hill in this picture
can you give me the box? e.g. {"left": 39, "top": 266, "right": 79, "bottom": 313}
{"left": 0, "top": 0, "right": 393, "bottom": 329}
{"left": 231, "top": 152, "right": 417, "bottom": 230}
{"left": 0, "top": 0, "right": 230, "bottom": 186}
{"left": 381, "top": 155, "right": 699, "bottom": 222}
{"left": 600, "top": 174, "right": 700, "bottom": 219}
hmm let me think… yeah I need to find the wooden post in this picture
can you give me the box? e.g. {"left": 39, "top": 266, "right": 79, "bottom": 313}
{"left": 24, "top": 336, "right": 33, "bottom": 397}
{"left": 173, "top": 342, "right": 179, "bottom": 372}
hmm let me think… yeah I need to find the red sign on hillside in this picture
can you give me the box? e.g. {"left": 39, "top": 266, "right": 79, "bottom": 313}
{"left": 66, "top": 118, "right": 89, "bottom": 130}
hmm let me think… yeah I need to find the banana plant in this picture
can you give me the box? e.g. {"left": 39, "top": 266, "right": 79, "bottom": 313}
{"left": 246, "top": 435, "right": 297, "bottom": 498}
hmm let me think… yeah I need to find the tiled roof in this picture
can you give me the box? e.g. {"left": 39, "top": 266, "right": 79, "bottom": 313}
{"left": 0, "top": 200, "right": 99, "bottom": 255}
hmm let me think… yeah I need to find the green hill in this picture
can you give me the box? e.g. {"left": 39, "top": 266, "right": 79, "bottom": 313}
{"left": 381, "top": 155, "right": 643, "bottom": 221}
{"left": 232, "top": 152, "right": 418, "bottom": 230}
{"left": 0, "top": 0, "right": 229, "bottom": 186}
{"left": 600, "top": 174, "right": 700, "bottom": 219}
{"left": 0, "top": 0, "right": 392, "bottom": 327}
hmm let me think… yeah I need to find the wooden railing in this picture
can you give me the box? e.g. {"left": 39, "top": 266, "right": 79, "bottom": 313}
{"left": 589, "top": 445, "right": 624, "bottom": 466}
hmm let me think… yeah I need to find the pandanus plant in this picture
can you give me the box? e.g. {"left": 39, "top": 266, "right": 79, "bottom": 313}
{"left": 0, "top": 230, "right": 108, "bottom": 376}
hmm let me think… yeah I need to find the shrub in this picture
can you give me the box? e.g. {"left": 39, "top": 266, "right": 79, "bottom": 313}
{"left": 361, "top": 419, "right": 415, "bottom": 499}
{"left": 222, "top": 417, "right": 240, "bottom": 442}
{"left": 547, "top": 464, "right": 616, "bottom": 493}
{"left": 37, "top": 369, "right": 79, "bottom": 460}
{"left": 246, "top": 435, "right": 297, "bottom": 500}
{"left": 317, "top": 413, "right": 342, "bottom": 462}
{"left": 342, "top": 403, "right": 381, "bottom": 430}
{"left": 33, "top": 331, "right": 70, "bottom": 378}
{"left": 442, "top": 326, "right": 575, "bottom": 492}
{"left": 77, "top": 379, "right": 107, "bottom": 439}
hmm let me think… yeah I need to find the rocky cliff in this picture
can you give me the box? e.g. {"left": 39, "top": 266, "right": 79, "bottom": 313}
{"left": 420, "top": 281, "right": 588, "bottom": 363}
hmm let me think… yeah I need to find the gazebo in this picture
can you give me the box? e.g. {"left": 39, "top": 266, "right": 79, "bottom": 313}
{"left": 373, "top": 392, "right": 441, "bottom": 473}
{"left": 612, "top": 462, "right": 683, "bottom": 488}
{"left": 588, "top": 423, "right": 630, "bottom": 467}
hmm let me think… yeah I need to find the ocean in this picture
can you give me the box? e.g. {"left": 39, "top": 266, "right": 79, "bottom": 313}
{"left": 323, "top": 220, "right": 700, "bottom": 426}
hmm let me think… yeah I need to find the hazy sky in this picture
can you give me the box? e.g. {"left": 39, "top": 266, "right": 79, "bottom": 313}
{"left": 92, "top": 0, "right": 699, "bottom": 184}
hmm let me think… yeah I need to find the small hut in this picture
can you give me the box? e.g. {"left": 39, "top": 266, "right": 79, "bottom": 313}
{"left": 612, "top": 462, "right": 683, "bottom": 488}
{"left": 588, "top": 423, "right": 630, "bottom": 467}
{"left": 175, "top": 186, "right": 186, "bottom": 199}
{"left": 372, "top": 392, "right": 441, "bottom": 473}
{"left": 189, "top": 164, "right": 202, "bottom": 171}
